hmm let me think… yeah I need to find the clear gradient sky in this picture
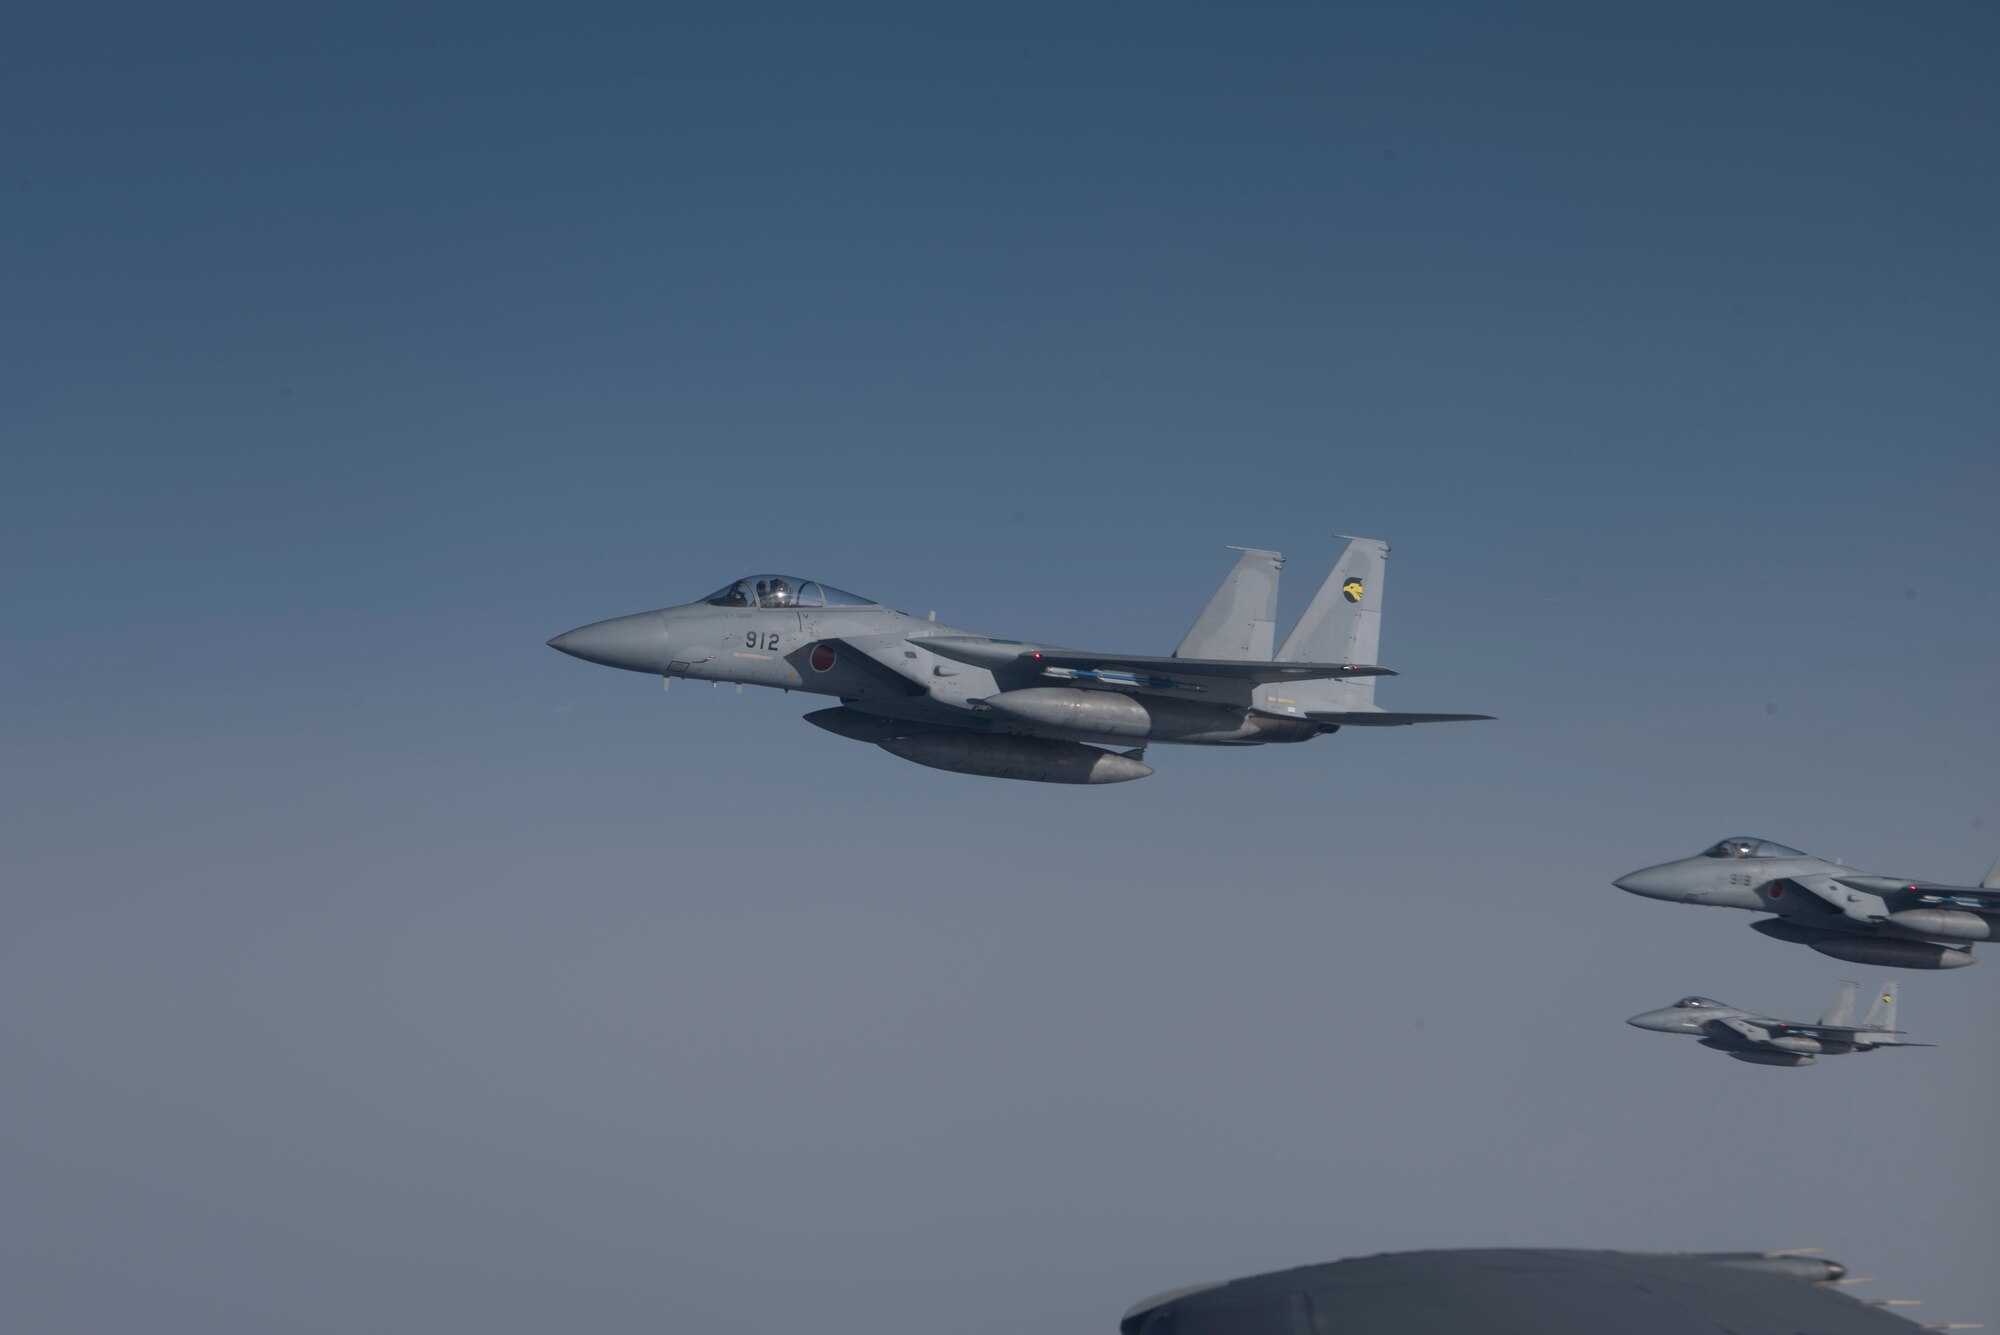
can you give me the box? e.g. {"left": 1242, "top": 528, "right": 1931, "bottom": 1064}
{"left": 5, "top": 4, "right": 1998, "bottom": 1332}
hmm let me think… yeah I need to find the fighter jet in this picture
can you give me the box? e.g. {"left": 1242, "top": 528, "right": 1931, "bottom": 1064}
{"left": 547, "top": 537, "right": 1489, "bottom": 784}
{"left": 1615, "top": 837, "right": 2000, "bottom": 970}
{"left": 1627, "top": 980, "right": 1927, "bottom": 1067}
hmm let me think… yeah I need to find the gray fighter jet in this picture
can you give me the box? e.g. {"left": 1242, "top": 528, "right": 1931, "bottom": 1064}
{"left": 1627, "top": 980, "right": 1926, "bottom": 1067}
{"left": 1615, "top": 837, "right": 2000, "bottom": 970}
{"left": 548, "top": 538, "right": 1489, "bottom": 784}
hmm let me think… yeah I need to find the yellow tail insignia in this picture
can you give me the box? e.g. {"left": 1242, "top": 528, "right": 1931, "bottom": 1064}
{"left": 1341, "top": 578, "right": 1365, "bottom": 604}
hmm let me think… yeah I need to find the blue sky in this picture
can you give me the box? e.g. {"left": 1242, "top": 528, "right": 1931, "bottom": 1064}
{"left": 5, "top": 5, "right": 1997, "bottom": 1332}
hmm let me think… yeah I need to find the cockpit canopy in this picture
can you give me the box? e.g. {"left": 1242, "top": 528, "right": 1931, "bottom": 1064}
{"left": 701, "top": 575, "right": 877, "bottom": 610}
{"left": 1700, "top": 837, "right": 1805, "bottom": 860}
{"left": 1673, "top": 996, "right": 1728, "bottom": 1009}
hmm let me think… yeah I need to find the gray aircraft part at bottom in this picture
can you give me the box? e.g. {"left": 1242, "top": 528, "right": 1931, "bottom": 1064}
{"left": 547, "top": 538, "right": 1489, "bottom": 784}
{"left": 1120, "top": 1248, "right": 1960, "bottom": 1334}
{"left": 1615, "top": 837, "right": 2000, "bottom": 970}
{"left": 1627, "top": 980, "right": 1929, "bottom": 1067}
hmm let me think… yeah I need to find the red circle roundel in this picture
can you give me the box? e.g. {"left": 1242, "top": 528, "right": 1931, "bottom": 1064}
{"left": 809, "top": 643, "right": 838, "bottom": 672}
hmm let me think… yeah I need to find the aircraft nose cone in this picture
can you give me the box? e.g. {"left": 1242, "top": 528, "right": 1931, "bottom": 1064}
{"left": 547, "top": 612, "right": 671, "bottom": 674}
{"left": 1614, "top": 866, "right": 1677, "bottom": 899}
{"left": 1626, "top": 1009, "right": 1680, "bottom": 1031}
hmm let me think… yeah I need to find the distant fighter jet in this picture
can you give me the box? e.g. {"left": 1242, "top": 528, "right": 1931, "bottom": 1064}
{"left": 548, "top": 538, "right": 1489, "bottom": 784}
{"left": 1627, "top": 980, "right": 1927, "bottom": 1067}
{"left": 1615, "top": 837, "right": 2000, "bottom": 969}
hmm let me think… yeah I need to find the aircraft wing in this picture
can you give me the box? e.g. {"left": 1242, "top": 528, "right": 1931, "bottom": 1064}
{"left": 1705, "top": 1016, "right": 1928, "bottom": 1047}
{"left": 1764, "top": 1022, "right": 1906, "bottom": 1040}
{"left": 1304, "top": 711, "right": 1495, "bottom": 726}
{"left": 1766, "top": 1021, "right": 1931, "bottom": 1047}
{"left": 1836, "top": 875, "right": 2000, "bottom": 908}
{"left": 1702, "top": 1016, "right": 1778, "bottom": 1046}
{"left": 1785, "top": 873, "right": 1891, "bottom": 923}
{"left": 915, "top": 635, "right": 1394, "bottom": 689}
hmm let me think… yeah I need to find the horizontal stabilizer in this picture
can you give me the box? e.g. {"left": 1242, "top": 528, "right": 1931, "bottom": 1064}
{"left": 1305, "top": 711, "right": 1494, "bottom": 727}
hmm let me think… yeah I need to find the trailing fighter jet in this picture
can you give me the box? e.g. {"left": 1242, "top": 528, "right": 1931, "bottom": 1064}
{"left": 1627, "top": 980, "right": 1927, "bottom": 1067}
{"left": 547, "top": 538, "right": 1489, "bottom": 784}
{"left": 1615, "top": 837, "right": 2000, "bottom": 970}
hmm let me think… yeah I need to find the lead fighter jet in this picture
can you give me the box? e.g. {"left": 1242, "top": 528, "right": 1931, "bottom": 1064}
{"left": 1627, "top": 981, "right": 1926, "bottom": 1067}
{"left": 1616, "top": 837, "right": 2000, "bottom": 969}
{"left": 548, "top": 538, "right": 1489, "bottom": 784}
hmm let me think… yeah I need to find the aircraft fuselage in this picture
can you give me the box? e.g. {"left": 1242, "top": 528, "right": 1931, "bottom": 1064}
{"left": 1614, "top": 838, "right": 1989, "bottom": 969}
{"left": 549, "top": 599, "right": 1328, "bottom": 750}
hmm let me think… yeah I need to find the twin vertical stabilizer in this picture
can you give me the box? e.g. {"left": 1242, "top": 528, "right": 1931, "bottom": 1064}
{"left": 1278, "top": 536, "right": 1389, "bottom": 713}
{"left": 1279, "top": 536, "right": 1387, "bottom": 665}
{"left": 1180, "top": 537, "right": 1387, "bottom": 669}
{"left": 1176, "top": 547, "right": 1282, "bottom": 660}
{"left": 1818, "top": 981, "right": 1859, "bottom": 1027}
{"left": 1861, "top": 982, "right": 1898, "bottom": 1033}
{"left": 1821, "top": 980, "right": 1900, "bottom": 1033}
{"left": 1184, "top": 536, "right": 1488, "bottom": 726}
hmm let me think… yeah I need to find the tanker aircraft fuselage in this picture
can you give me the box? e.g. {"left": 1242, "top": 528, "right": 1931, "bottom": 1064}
{"left": 547, "top": 541, "right": 1488, "bottom": 784}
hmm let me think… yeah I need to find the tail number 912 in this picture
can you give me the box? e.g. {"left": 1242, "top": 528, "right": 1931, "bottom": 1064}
{"left": 744, "top": 632, "right": 781, "bottom": 651}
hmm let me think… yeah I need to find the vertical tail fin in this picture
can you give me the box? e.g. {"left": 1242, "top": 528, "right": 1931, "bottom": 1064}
{"left": 1818, "top": 981, "right": 1859, "bottom": 1027}
{"left": 1176, "top": 547, "right": 1282, "bottom": 661}
{"left": 1861, "top": 981, "right": 1898, "bottom": 1031}
{"left": 1277, "top": 537, "right": 1388, "bottom": 710}
{"left": 1980, "top": 853, "right": 2000, "bottom": 889}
